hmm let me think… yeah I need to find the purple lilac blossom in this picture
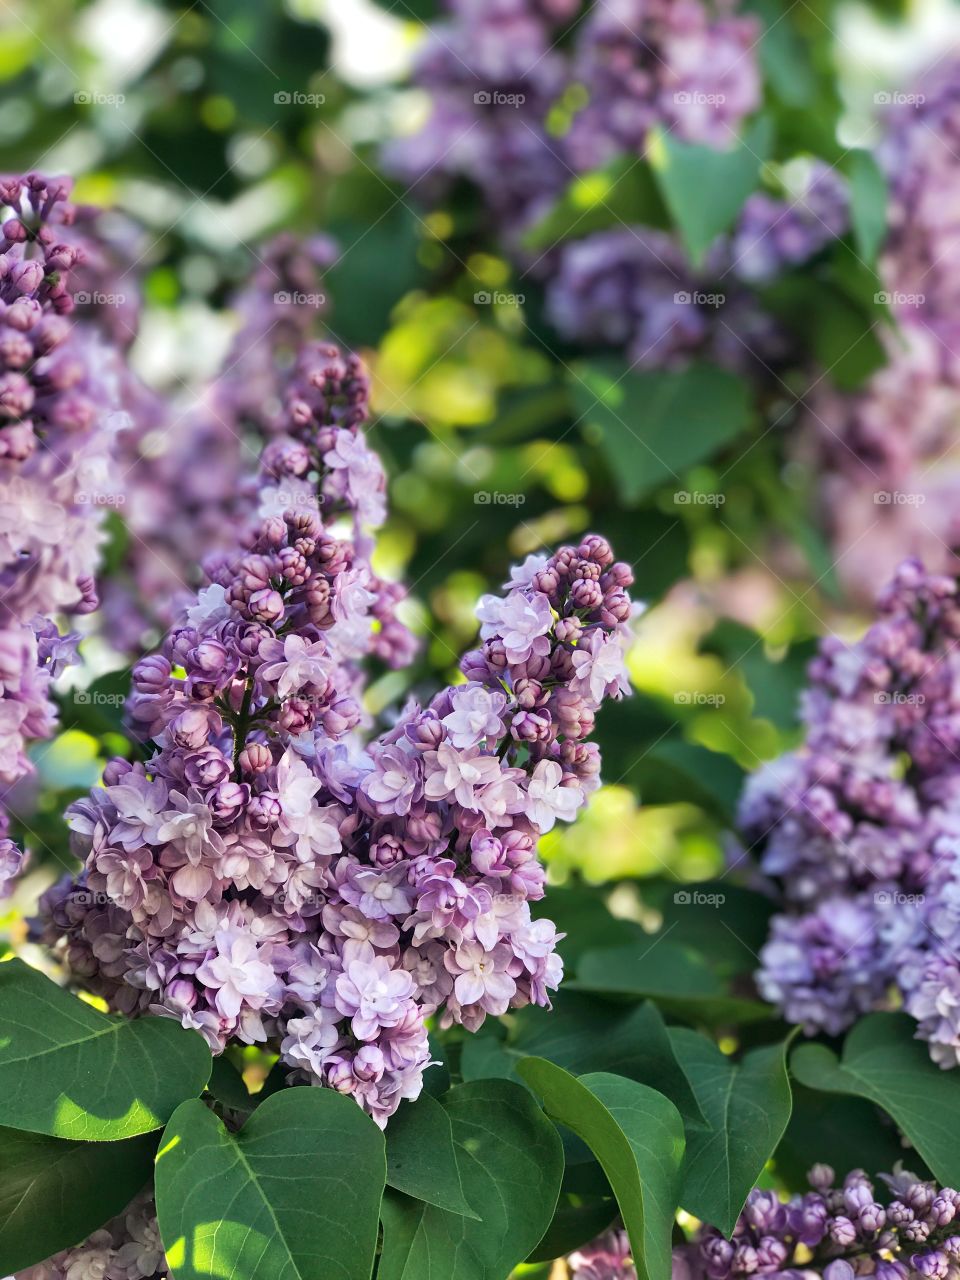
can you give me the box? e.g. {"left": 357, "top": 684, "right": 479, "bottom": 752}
{"left": 742, "top": 558, "right": 960, "bottom": 1066}
{"left": 38, "top": 338, "right": 635, "bottom": 1127}
{"left": 570, "top": 1166, "right": 960, "bottom": 1280}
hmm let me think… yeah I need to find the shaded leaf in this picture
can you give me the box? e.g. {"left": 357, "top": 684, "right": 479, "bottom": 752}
{"left": 377, "top": 1080, "right": 563, "bottom": 1280}
{"left": 0, "top": 960, "right": 210, "bottom": 1139}
{"left": 0, "top": 1127, "right": 155, "bottom": 1273}
{"left": 671, "top": 1029, "right": 794, "bottom": 1235}
{"left": 518, "top": 1060, "right": 684, "bottom": 1280}
{"left": 385, "top": 1094, "right": 478, "bottom": 1218}
{"left": 155, "top": 1088, "right": 385, "bottom": 1280}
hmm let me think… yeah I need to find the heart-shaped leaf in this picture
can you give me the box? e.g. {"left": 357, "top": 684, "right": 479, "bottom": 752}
{"left": 0, "top": 960, "right": 211, "bottom": 1139}
{"left": 155, "top": 1088, "right": 385, "bottom": 1280}
{"left": 0, "top": 1126, "right": 156, "bottom": 1273}
{"left": 648, "top": 117, "right": 772, "bottom": 264}
{"left": 378, "top": 1079, "right": 563, "bottom": 1280}
{"left": 518, "top": 1059, "right": 684, "bottom": 1280}
{"left": 791, "top": 1013, "right": 960, "bottom": 1187}
{"left": 671, "top": 1029, "right": 794, "bottom": 1235}
{"left": 385, "top": 1094, "right": 478, "bottom": 1218}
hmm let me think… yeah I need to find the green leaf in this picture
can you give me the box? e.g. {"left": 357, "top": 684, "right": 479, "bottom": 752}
{"left": 670, "top": 1030, "right": 794, "bottom": 1235}
{"left": 385, "top": 1094, "right": 478, "bottom": 1218}
{"left": 571, "top": 359, "right": 754, "bottom": 503}
{"left": 0, "top": 959, "right": 211, "bottom": 1139}
{"left": 155, "top": 1088, "right": 385, "bottom": 1280}
{"left": 791, "top": 1013, "right": 960, "bottom": 1187}
{"left": 631, "top": 739, "right": 746, "bottom": 823}
{"left": 0, "top": 1127, "right": 156, "bottom": 1273}
{"left": 648, "top": 118, "right": 772, "bottom": 264}
{"left": 569, "top": 939, "right": 772, "bottom": 1027}
{"left": 377, "top": 1080, "right": 563, "bottom": 1280}
{"left": 526, "top": 1196, "right": 618, "bottom": 1264}
{"left": 517, "top": 1060, "right": 684, "bottom": 1280}
{"left": 508, "top": 996, "right": 705, "bottom": 1124}
{"left": 847, "top": 150, "right": 888, "bottom": 265}
{"left": 522, "top": 158, "right": 670, "bottom": 251}
{"left": 205, "top": 1055, "right": 256, "bottom": 1115}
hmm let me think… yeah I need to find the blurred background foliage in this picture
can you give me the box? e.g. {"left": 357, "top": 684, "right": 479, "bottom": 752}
{"left": 2, "top": 0, "right": 956, "bottom": 920}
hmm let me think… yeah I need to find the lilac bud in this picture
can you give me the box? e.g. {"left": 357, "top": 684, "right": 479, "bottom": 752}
{"left": 170, "top": 708, "right": 213, "bottom": 751}
{"left": 238, "top": 743, "right": 273, "bottom": 774}
{"left": 824, "top": 1261, "right": 855, "bottom": 1280}
{"left": 858, "top": 1202, "right": 886, "bottom": 1234}
{"left": 208, "top": 781, "right": 249, "bottom": 824}
{"left": 248, "top": 588, "right": 285, "bottom": 624}
{"left": 828, "top": 1216, "right": 857, "bottom": 1246}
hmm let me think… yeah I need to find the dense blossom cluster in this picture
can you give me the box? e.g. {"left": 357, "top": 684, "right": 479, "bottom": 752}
{"left": 0, "top": 174, "right": 135, "bottom": 887}
{"left": 38, "top": 336, "right": 634, "bottom": 1125}
{"left": 103, "top": 233, "right": 340, "bottom": 649}
{"left": 18, "top": 1193, "right": 166, "bottom": 1280}
{"left": 389, "top": 2, "right": 853, "bottom": 376}
{"left": 741, "top": 559, "right": 960, "bottom": 1061}
{"left": 570, "top": 1165, "right": 960, "bottom": 1280}
{"left": 806, "top": 58, "right": 960, "bottom": 598}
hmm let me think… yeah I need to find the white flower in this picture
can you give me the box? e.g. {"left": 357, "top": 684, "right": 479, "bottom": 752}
{"left": 277, "top": 750, "right": 343, "bottom": 860}
{"left": 185, "top": 583, "right": 231, "bottom": 629}
{"left": 525, "top": 759, "right": 582, "bottom": 833}
{"left": 442, "top": 683, "right": 507, "bottom": 749}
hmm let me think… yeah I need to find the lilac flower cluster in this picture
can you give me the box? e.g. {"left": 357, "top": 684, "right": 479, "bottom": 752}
{"left": 102, "top": 233, "right": 342, "bottom": 649}
{"left": 38, "top": 337, "right": 634, "bottom": 1125}
{"left": 0, "top": 175, "right": 134, "bottom": 886}
{"left": 570, "top": 1165, "right": 960, "bottom": 1280}
{"left": 803, "top": 59, "right": 960, "bottom": 599}
{"left": 741, "top": 558, "right": 960, "bottom": 1061}
{"left": 388, "top": 0, "right": 761, "bottom": 242}
{"left": 16, "top": 1192, "right": 166, "bottom": 1280}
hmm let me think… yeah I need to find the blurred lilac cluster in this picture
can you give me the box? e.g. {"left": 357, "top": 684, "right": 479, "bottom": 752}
{"left": 571, "top": 1165, "right": 960, "bottom": 1280}
{"left": 807, "top": 60, "right": 960, "bottom": 599}
{"left": 101, "top": 233, "right": 339, "bottom": 651}
{"left": 17, "top": 1193, "right": 166, "bottom": 1280}
{"left": 38, "top": 335, "right": 634, "bottom": 1124}
{"left": 388, "top": 1, "right": 855, "bottom": 373}
{"left": 0, "top": 175, "right": 138, "bottom": 887}
{"left": 741, "top": 559, "right": 960, "bottom": 1062}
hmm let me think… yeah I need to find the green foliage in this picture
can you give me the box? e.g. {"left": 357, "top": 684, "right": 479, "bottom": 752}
{"left": 0, "top": 1127, "right": 156, "bottom": 1273}
{"left": 571, "top": 360, "right": 755, "bottom": 504}
{"left": 791, "top": 1013, "right": 960, "bottom": 1186}
{"left": 518, "top": 1059, "right": 684, "bottom": 1280}
{"left": 155, "top": 1089, "right": 385, "bottom": 1280}
{"left": 0, "top": 960, "right": 211, "bottom": 1139}
{"left": 377, "top": 1080, "right": 563, "bottom": 1280}
{"left": 671, "top": 1030, "right": 795, "bottom": 1234}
